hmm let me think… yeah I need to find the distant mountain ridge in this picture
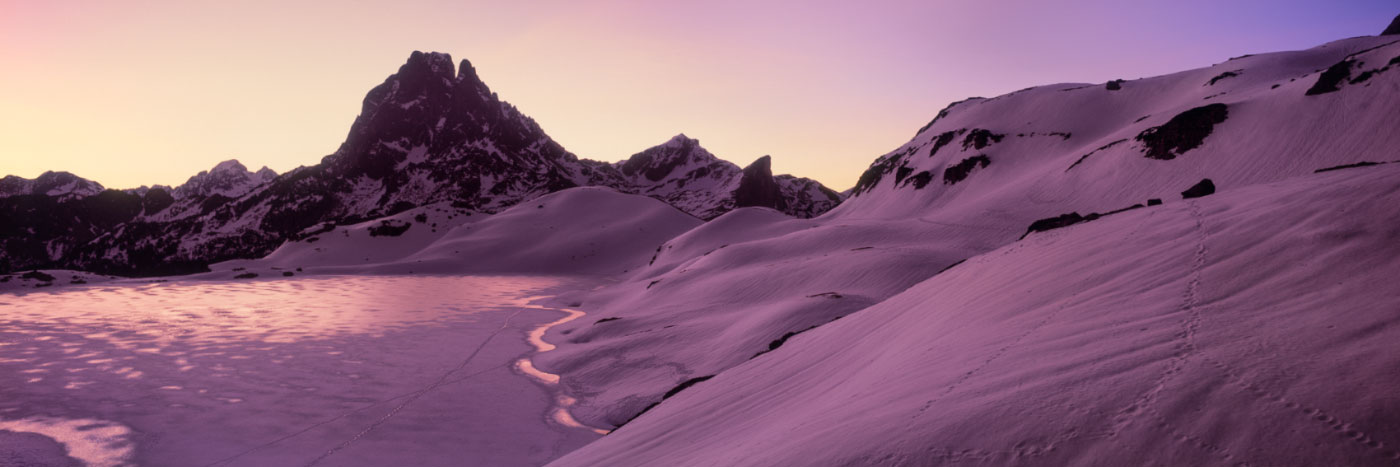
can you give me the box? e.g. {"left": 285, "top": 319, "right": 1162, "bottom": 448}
{"left": 0, "top": 51, "right": 841, "bottom": 275}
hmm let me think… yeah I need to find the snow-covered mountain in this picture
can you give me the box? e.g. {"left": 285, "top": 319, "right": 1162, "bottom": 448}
{"left": 514, "top": 31, "right": 1400, "bottom": 463}
{"left": 613, "top": 134, "right": 842, "bottom": 219}
{"left": 0, "top": 171, "right": 105, "bottom": 201}
{"left": 173, "top": 159, "right": 277, "bottom": 199}
{"left": 0, "top": 51, "right": 840, "bottom": 275}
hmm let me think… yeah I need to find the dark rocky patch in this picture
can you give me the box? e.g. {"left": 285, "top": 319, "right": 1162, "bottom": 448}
{"left": 615, "top": 374, "right": 718, "bottom": 429}
{"left": 962, "top": 129, "right": 1005, "bottom": 150}
{"left": 1135, "top": 104, "right": 1228, "bottom": 160}
{"left": 852, "top": 147, "right": 917, "bottom": 195}
{"left": 1206, "top": 70, "right": 1242, "bottom": 86}
{"left": 1306, "top": 60, "right": 1353, "bottom": 95}
{"left": 733, "top": 156, "right": 788, "bottom": 211}
{"left": 1181, "top": 179, "right": 1216, "bottom": 199}
{"left": 943, "top": 155, "right": 991, "bottom": 185}
{"left": 663, "top": 375, "right": 715, "bottom": 399}
{"left": 234, "top": 272, "right": 258, "bottom": 279}
{"left": 646, "top": 279, "right": 661, "bottom": 289}
{"left": 1066, "top": 139, "right": 1128, "bottom": 172}
{"left": 1147, "top": 198, "right": 1162, "bottom": 206}
{"left": 1106, "top": 79, "right": 1125, "bottom": 91}
{"left": 282, "top": 271, "right": 294, "bottom": 277}
{"left": 895, "top": 166, "right": 914, "bottom": 185}
{"left": 368, "top": 219, "right": 412, "bottom": 237}
{"left": 1383, "top": 14, "right": 1400, "bottom": 35}
{"left": 927, "top": 130, "right": 962, "bottom": 157}
{"left": 1315, "top": 161, "right": 1384, "bottom": 173}
{"left": 914, "top": 97, "right": 982, "bottom": 136}
{"left": 850, "top": 246, "right": 873, "bottom": 251}
{"left": 806, "top": 292, "right": 843, "bottom": 299}
{"left": 936, "top": 258, "right": 967, "bottom": 275}
{"left": 907, "top": 171, "right": 935, "bottom": 189}
{"left": 1271, "top": 84, "right": 1281, "bottom": 89}
{"left": 413, "top": 213, "right": 428, "bottom": 223}
{"left": 21, "top": 270, "right": 55, "bottom": 282}
{"left": 1134, "top": 115, "right": 1151, "bottom": 123}
{"left": 594, "top": 317, "right": 621, "bottom": 324}
{"left": 1021, "top": 213, "right": 1087, "bottom": 239}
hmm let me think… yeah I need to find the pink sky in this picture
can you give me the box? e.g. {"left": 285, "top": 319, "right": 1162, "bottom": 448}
{"left": 0, "top": 0, "right": 1392, "bottom": 190}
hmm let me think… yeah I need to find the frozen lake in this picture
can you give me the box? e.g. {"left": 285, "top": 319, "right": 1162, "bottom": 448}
{"left": 0, "top": 275, "right": 605, "bottom": 466}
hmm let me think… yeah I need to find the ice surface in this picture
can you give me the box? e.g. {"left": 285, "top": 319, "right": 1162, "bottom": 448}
{"left": 0, "top": 276, "right": 605, "bottom": 466}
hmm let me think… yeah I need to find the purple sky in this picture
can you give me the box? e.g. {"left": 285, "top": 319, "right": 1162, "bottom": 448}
{"left": 1, "top": 0, "right": 1394, "bottom": 189}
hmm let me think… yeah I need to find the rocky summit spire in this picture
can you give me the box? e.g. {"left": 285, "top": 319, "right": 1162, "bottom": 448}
{"left": 1384, "top": 14, "right": 1400, "bottom": 35}
{"left": 733, "top": 155, "right": 787, "bottom": 211}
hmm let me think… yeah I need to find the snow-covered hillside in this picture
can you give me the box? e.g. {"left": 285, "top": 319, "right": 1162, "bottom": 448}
{"left": 551, "top": 162, "right": 1400, "bottom": 466}
{"left": 207, "top": 187, "right": 702, "bottom": 278}
{"left": 531, "top": 33, "right": 1400, "bottom": 439}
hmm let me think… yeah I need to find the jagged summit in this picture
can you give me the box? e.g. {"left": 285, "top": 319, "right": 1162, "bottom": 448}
{"left": 733, "top": 155, "right": 786, "bottom": 211}
{"left": 1383, "top": 13, "right": 1400, "bottom": 35}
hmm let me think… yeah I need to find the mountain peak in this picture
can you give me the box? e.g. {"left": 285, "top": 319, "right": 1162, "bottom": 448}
{"left": 405, "top": 50, "right": 456, "bottom": 77}
{"left": 1384, "top": 14, "right": 1400, "bottom": 35}
{"left": 734, "top": 155, "right": 786, "bottom": 211}
{"left": 210, "top": 159, "right": 247, "bottom": 173}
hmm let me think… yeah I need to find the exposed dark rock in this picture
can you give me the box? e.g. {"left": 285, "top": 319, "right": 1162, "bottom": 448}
{"left": 1066, "top": 139, "right": 1128, "bottom": 172}
{"left": 1315, "top": 161, "right": 1384, "bottom": 173}
{"left": 594, "top": 317, "right": 621, "bottom": 324}
{"left": 908, "top": 171, "right": 935, "bottom": 189}
{"left": 663, "top": 375, "right": 715, "bottom": 399}
{"left": 927, "top": 130, "right": 962, "bottom": 157}
{"left": 733, "top": 156, "right": 788, "bottom": 211}
{"left": 368, "top": 219, "right": 412, "bottom": 237}
{"left": 914, "top": 97, "right": 983, "bottom": 136}
{"left": 806, "top": 292, "right": 843, "bottom": 299}
{"left": 1021, "top": 213, "right": 1087, "bottom": 239}
{"left": 234, "top": 272, "right": 258, "bottom": 279}
{"left": 1206, "top": 70, "right": 1242, "bottom": 86}
{"left": 962, "top": 129, "right": 1005, "bottom": 150}
{"left": 1181, "top": 179, "right": 1216, "bottom": 199}
{"left": 1147, "top": 198, "right": 1163, "bottom": 206}
{"left": 936, "top": 258, "right": 967, "bottom": 274}
{"left": 1383, "top": 14, "right": 1400, "bottom": 35}
{"left": 282, "top": 271, "right": 294, "bottom": 277}
{"left": 895, "top": 166, "right": 914, "bottom": 185}
{"left": 1306, "top": 60, "right": 1353, "bottom": 95}
{"left": 1106, "top": 79, "right": 1125, "bottom": 91}
{"left": 1135, "top": 104, "right": 1229, "bottom": 160}
{"left": 943, "top": 155, "right": 991, "bottom": 185}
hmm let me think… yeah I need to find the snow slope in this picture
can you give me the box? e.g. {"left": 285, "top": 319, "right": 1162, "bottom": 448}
{"left": 206, "top": 187, "right": 703, "bottom": 279}
{"left": 534, "top": 34, "right": 1400, "bottom": 434}
{"left": 367, "top": 187, "right": 702, "bottom": 276}
{"left": 551, "top": 161, "right": 1400, "bottom": 467}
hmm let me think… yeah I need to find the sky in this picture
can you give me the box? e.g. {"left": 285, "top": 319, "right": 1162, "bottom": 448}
{"left": 0, "top": 0, "right": 1394, "bottom": 191}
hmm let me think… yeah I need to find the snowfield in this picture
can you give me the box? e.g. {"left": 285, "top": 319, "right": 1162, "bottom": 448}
{"left": 550, "top": 163, "right": 1400, "bottom": 466}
